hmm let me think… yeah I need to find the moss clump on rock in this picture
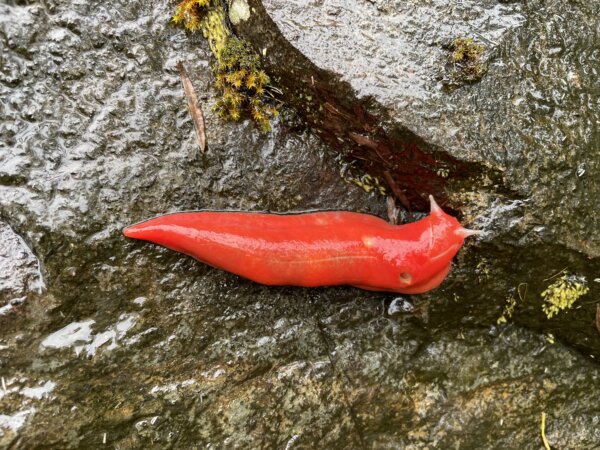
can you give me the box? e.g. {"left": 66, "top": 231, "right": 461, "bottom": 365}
{"left": 173, "top": 0, "right": 229, "bottom": 54}
{"left": 497, "top": 294, "right": 517, "bottom": 324}
{"left": 173, "top": 0, "right": 278, "bottom": 131}
{"left": 451, "top": 37, "right": 485, "bottom": 64}
{"left": 443, "top": 37, "right": 487, "bottom": 88}
{"left": 214, "top": 38, "right": 278, "bottom": 131}
{"left": 541, "top": 273, "right": 589, "bottom": 319}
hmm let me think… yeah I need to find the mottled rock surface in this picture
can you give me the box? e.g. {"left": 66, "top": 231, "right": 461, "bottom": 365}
{"left": 0, "top": 222, "right": 44, "bottom": 315}
{"left": 232, "top": 0, "right": 600, "bottom": 356}
{"left": 264, "top": 0, "right": 600, "bottom": 258}
{"left": 1, "top": 0, "right": 600, "bottom": 449}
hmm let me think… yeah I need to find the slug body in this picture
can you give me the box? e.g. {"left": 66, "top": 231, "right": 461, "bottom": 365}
{"left": 124, "top": 197, "right": 478, "bottom": 294}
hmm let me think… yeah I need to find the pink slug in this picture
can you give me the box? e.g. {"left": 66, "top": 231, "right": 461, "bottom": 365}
{"left": 123, "top": 196, "right": 480, "bottom": 294}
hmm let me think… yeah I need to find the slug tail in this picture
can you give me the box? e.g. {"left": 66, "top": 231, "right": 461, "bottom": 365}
{"left": 123, "top": 223, "right": 162, "bottom": 241}
{"left": 123, "top": 225, "right": 142, "bottom": 239}
{"left": 122, "top": 221, "right": 168, "bottom": 243}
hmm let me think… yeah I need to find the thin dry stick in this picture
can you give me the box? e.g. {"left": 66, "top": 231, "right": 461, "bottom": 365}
{"left": 176, "top": 61, "right": 206, "bottom": 153}
{"left": 386, "top": 195, "right": 399, "bottom": 225}
{"left": 543, "top": 267, "right": 567, "bottom": 282}
{"left": 382, "top": 170, "right": 410, "bottom": 210}
{"left": 517, "top": 282, "right": 528, "bottom": 302}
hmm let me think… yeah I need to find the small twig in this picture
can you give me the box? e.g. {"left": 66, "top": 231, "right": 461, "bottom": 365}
{"left": 349, "top": 132, "right": 379, "bottom": 150}
{"left": 541, "top": 412, "right": 551, "bottom": 450}
{"left": 382, "top": 170, "right": 410, "bottom": 210}
{"left": 543, "top": 267, "right": 567, "bottom": 282}
{"left": 596, "top": 305, "right": 600, "bottom": 334}
{"left": 471, "top": 30, "right": 498, "bottom": 46}
{"left": 386, "top": 195, "right": 399, "bottom": 225}
{"left": 266, "top": 84, "right": 283, "bottom": 95}
{"left": 323, "top": 102, "right": 353, "bottom": 121}
{"left": 517, "top": 283, "right": 528, "bottom": 302}
{"left": 176, "top": 61, "right": 206, "bottom": 153}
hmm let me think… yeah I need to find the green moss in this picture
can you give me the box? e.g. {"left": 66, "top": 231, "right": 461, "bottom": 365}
{"left": 451, "top": 37, "right": 484, "bottom": 63}
{"left": 342, "top": 170, "right": 386, "bottom": 196}
{"left": 497, "top": 295, "right": 517, "bottom": 325}
{"left": 214, "top": 38, "right": 278, "bottom": 131}
{"left": 475, "top": 258, "right": 491, "bottom": 283}
{"left": 173, "top": 0, "right": 278, "bottom": 131}
{"left": 541, "top": 273, "right": 589, "bottom": 319}
{"left": 444, "top": 37, "right": 487, "bottom": 88}
{"left": 497, "top": 283, "right": 527, "bottom": 325}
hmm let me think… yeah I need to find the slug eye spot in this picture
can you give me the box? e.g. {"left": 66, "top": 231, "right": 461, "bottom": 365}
{"left": 399, "top": 272, "right": 413, "bottom": 285}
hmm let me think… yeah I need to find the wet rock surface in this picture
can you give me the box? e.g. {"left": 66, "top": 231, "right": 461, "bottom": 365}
{"left": 0, "top": 222, "right": 44, "bottom": 315}
{"left": 1, "top": 0, "right": 600, "bottom": 449}
{"left": 236, "top": 0, "right": 600, "bottom": 356}
{"left": 263, "top": 0, "right": 600, "bottom": 257}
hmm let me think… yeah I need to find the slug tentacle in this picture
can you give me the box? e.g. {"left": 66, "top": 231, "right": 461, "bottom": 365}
{"left": 455, "top": 228, "right": 484, "bottom": 238}
{"left": 428, "top": 195, "right": 443, "bottom": 216}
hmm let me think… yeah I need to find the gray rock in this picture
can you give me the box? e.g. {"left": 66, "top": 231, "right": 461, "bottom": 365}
{"left": 263, "top": 0, "right": 600, "bottom": 258}
{"left": 232, "top": 0, "right": 600, "bottom": 357}
{"left": 1, "top": 0, "right": 600, "bottom": 448}
{"left": 0, "top": 222, "right": 44, "bottom": 315}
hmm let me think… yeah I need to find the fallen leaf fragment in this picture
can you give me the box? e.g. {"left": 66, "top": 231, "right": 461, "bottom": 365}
{"left": 177, "top": 61, "right": 206, "bottom": 153}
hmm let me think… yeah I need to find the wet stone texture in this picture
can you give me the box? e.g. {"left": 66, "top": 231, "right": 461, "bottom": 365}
{"left": 257, "top": 0, "right": 600, "bottom": 355}
{"left": 1, "top": 0, "right": 600, "bottom": 449}
{"left": 0, "top": 222, "right": 44, "bottom": 315}
{"left": 264, "top": 0, "right": 600, "bottom": 256}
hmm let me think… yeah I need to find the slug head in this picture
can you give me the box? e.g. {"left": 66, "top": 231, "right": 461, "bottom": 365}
{"left": 393, "top": 196, "right": 481, "bottom": 294}
{"left": 426, "top": 195, "right": 481, "bottom": 263}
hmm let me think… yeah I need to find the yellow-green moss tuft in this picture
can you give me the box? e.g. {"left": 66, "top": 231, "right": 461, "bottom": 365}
{"left": 342, "top": 171, "right": 386, "bottom": 196}
{"left": 444, "top": 37, "right": 487, "bottom": 88}
{"left": 214, "top": 38, "right": 279, "bottom": 131}
{"left": 497, "top": 283, "right": 527, "bottom": 324}
{"left": 173, "top": 0, "right": 279, "bottom": 131}
{"left": 497, "top": 295, "right": 517, "bottom": 325}
{"left": 451, "top": 37, "right": 485, "bottom": 64}
{"left": 173, "top": 0, "right": 211, "bottom": 31}
{"left": 541, "top": 273, "right": 589, "bottom": 319}
{"left": 475, "top": 258, "right": 491, "bottom": 284}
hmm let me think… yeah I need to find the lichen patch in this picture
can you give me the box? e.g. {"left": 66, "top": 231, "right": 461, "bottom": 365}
{"left": 229, "top": 0, "right": 250, "bottom": 25}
